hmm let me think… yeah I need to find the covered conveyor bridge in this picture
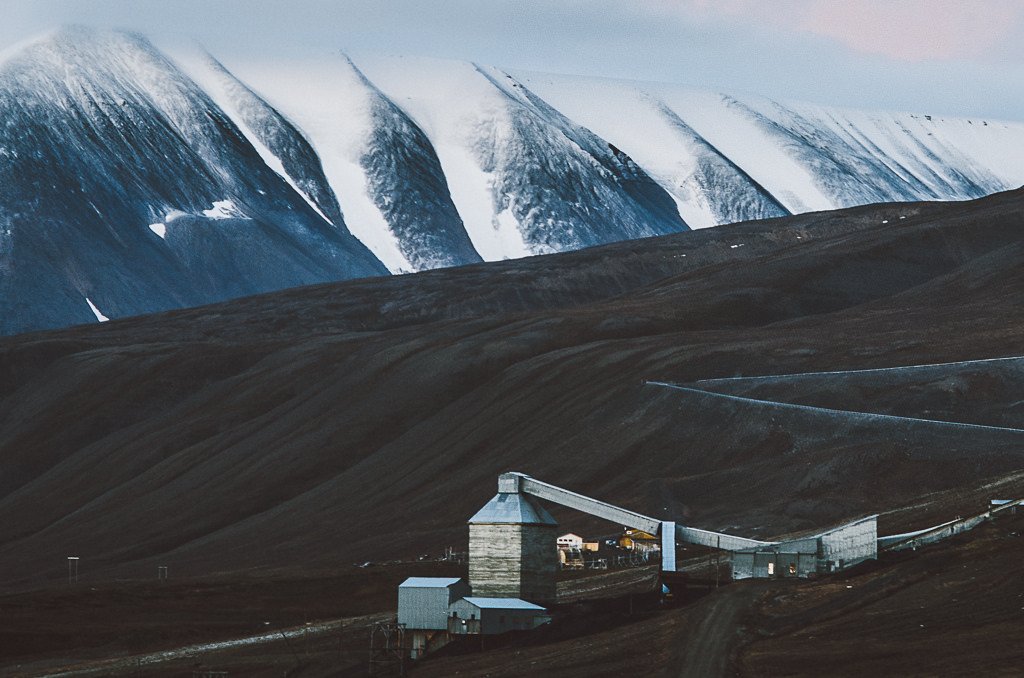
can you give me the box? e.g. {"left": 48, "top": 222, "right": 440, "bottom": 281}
{"left": 468, "top": 472, "right": 878, "bottom": 600}
{"left": 498, "top": 472, "right": 776, "bottom": 573}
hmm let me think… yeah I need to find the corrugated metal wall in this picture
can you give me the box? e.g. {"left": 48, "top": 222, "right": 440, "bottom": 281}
{"left": 819, "top": 516, "right": 877, "bottom": 568}
{"left": 398, "top": 580, "right": 471, "bottom": 630}
{"left": 731, "top": 551, "right": 816, "bottom": 579}
{"left": 448, "top": 600, "right": 547, "bottom": 635}
{"left": 731, "top": 517, "right": 877, "bottom": 579}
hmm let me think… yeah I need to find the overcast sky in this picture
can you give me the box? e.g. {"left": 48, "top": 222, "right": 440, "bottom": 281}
{"left": 3, "top": 0, "right": 1023, "bottom": 119}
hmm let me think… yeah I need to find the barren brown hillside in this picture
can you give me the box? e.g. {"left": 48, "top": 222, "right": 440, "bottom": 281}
{"left": 1, "top": 189, "right": 1023, "bottom": 674}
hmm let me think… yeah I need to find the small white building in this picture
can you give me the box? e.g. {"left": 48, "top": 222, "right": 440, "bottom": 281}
{"left": 556, "top": 533, "right": 583, "bottom": 549}
{"left": 448, "top": 597, "right": 550, "bottom": 635}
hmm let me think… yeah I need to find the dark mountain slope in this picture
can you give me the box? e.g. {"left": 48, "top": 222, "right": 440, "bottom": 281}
{"left": 0, "top": 189, "right": 1022, "bottom": 591}
{"left": 351, "top": 57, "right": 484, "bottom": 270}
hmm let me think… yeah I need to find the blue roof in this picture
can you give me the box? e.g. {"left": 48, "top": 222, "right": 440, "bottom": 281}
{"left": 399, "top": 577, "right": 465, "bottom": 588}
{"left": 460, "top": 597, "right": 546, "bottom": 610}
{"left": 468, "top": 492, "right": 557, "bottom": 525}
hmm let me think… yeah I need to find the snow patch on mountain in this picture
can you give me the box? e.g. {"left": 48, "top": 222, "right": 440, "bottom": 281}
{"left": 440, "top": 146, "right": 531, "bottom": 260}
{"left": 85, "top": 297, "right": 109, "bottom": 322}
{"left": 202, "top": 199, "right": 244, "bottom": 219}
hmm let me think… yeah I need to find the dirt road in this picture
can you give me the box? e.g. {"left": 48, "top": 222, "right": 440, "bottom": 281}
{"left": 669, "top": 584, "right": 767, "bottom": 678}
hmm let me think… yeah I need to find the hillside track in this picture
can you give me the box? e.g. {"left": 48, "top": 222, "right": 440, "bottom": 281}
{"left": 668, "top": 583, "right": 770, "bottom": 678}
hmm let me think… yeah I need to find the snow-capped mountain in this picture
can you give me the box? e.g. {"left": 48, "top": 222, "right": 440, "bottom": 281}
{"left": 186, "top": 52, "right": 483, "bottom": 273}
{"left": 514, "top": 73, "right": 1023, "bottom": 224}
{"left": 1, "top": 26, "right": 1023, "bottom": 336}
{"left": 0, "top": 27, "right": 387, "bottom": 335}
{"left": 347, "top": 57, "right": 688, "bottom": 259}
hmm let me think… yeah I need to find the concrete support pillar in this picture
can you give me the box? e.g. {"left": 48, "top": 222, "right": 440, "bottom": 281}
{"left": 661, "top": 521, "right": 676, "bottom": 572}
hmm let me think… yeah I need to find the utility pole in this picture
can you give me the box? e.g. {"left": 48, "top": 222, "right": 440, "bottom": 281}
{"left": 716, "top": 535, "right": 721, "bottom": 588}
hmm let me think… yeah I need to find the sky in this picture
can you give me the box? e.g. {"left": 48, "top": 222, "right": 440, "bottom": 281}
{"left": 2, "top": 0, "right": 1022, "bottom": 119}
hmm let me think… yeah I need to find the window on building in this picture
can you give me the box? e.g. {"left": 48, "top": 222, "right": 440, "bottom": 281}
{"left": 767, "top": 562, "right": 775, "bottom": 575}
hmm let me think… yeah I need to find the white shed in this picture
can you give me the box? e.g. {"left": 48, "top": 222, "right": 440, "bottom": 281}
{"left": 556, "top": 533, "right": 584, "bottom": 549}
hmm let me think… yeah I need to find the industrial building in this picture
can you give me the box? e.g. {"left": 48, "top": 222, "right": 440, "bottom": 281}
{"left": 389, "top": 472, "right": 1020, "bottom": 670}
{"left": 397, "top": 472, "right": 888, "bottom": 662}
{"left": 557, "top": 532, "right": 602, "bottom": 568}
{"left": 448, "top": 597, "right": 550, "bottom": 635}
{"left": 619, "top": 528, "right": 660, "bottom": 552}
{"left": 396, "top": 576, "right": 550, "bottom": 657}
{"left": 467, "top": 473, "right": 879, "bottom": 587}
{"left": 398, "top": 577, "right": 473, "bottom": 658}
{"left": 468, "top": 481, "right": 559, "bottom": 603}
{"left": 730, "top": 515, "right": 878, "bottom": 579}
{"left": 397, "top": 577, "right": 472, "bottom": 630}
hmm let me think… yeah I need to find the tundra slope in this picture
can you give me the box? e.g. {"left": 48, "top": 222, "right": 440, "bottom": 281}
{"left": 3, "top": 27, "right": 1024, "bottom": 335}
{"left": 1, "top": 188, "right": 1023, "bottom": 593}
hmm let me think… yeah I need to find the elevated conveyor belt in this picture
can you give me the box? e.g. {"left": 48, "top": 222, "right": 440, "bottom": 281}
{"left": 498, "top": 472, "right": 775, "bottom": 570}
{"left": 509, "top": 473, "right": 663, "bottom": 535}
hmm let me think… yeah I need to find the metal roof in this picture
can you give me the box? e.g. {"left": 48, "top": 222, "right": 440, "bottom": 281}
{"left": 806, "top": 514, "right": 878, "bottom": 539}
{"left": 467, "top": 492, "right": 557, "bottom": 525}
{"left": 460, "top": 597, "right": 546, "bottom": 610}
{"left": 399, "top": 577, "right": 465, "bottom": 588}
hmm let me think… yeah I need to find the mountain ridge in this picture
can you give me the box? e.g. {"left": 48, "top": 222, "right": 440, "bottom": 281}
{"left": 1, "top": 26, "right": 1023, "bottom": 335}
